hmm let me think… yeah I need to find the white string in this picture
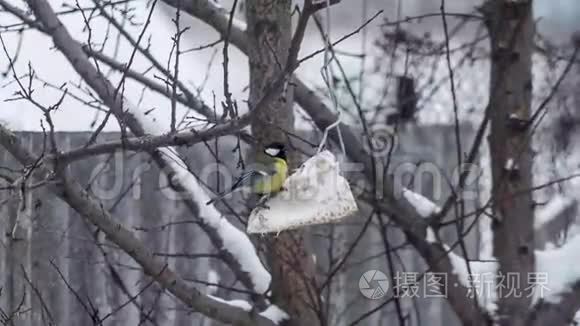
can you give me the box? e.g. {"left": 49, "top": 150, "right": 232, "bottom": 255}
{"left": 316, "top": 0, "right": 345, "bottom": 158}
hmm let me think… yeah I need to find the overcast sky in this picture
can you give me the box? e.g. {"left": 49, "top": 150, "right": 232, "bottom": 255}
{"left": 0, "top": 0, "right": 578, "bottom": 131}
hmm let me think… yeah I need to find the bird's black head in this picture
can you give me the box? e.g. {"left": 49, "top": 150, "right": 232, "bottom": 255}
{"left": 264, "top": 142, "right": 287, "bottom": 160}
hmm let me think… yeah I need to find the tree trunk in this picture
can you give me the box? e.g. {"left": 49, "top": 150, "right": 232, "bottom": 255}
{"left": 484, "top": 1, "right": 535, "bottom": 325}
{"left": 245, "top": 1, "right": 320, "bottom": 324}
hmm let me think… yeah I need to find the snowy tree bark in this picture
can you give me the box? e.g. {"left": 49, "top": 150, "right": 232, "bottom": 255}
{"left": 245, "top": 0, "right": 320, "bottom": 324}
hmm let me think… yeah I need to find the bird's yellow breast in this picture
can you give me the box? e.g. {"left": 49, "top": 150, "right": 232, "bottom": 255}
{"left": 253, "top": 157, "right": 288, "bottom": 195}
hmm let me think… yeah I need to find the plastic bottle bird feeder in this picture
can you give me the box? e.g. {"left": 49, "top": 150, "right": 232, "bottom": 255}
{"left": 247, "top": 150, "right": 358, "bottom": 234}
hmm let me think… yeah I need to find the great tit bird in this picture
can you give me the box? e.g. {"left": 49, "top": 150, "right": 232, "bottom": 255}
{"left": 206, "top": 142, "right": 288, "bottom": 205}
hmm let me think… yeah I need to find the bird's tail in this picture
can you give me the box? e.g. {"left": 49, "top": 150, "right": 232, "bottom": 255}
{"left": 205, "top": 192, "right": 227, "bottom": 205}
{"left": 205, "top": 187, "right": 246, "bottom": 205}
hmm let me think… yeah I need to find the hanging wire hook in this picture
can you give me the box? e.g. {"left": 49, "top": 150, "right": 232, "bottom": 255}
{"left": 316, "top": 0, "right": 346, "bottom": 158}
{"left": 317, "top": 113, "right": 344, "bottom": 154}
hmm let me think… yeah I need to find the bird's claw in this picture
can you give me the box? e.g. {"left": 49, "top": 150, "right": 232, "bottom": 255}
{"left": 257, "top": 202, "right": 271, "bottom": 210}
{"left": 255, "top": 195, "right": 271, "bottom": 210}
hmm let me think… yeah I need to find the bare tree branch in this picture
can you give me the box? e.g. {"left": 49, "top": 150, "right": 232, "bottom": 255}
{"left": 23, "top": 0, "right": 269, "bottom": 303}
{"left": 0, "top": 124, "right": 275, "bottom": 326}
{"left": 57, "top": 118, "right": 248, "bottom": 163}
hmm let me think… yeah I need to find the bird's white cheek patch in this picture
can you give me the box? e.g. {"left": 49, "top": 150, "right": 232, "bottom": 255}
{"left": 265, "top": 148, "right": 280, "bottom": 156}
{"left": 247, "top": 150, "right": 358, "bottom": 234}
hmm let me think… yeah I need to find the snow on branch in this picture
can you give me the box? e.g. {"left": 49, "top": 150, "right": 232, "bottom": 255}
{"left": 447, "top": 250, "right": 498, "bottom": 315}
{"left": 535, "top": 194, "right": 576, "bottom": 230}
{"left": 401, "top": 188, "right": 441, "bottom": 217}
{"left": 208, "top": 295, "right": 289, "bottom": 325}
{"left": 535, "top": 233, "right": 580, "bottom": 304}
{"left": 206, "top": 269, "right": 220, "bottom": 295}
{"left": 205, "top": 0, "right": 248, "bottom": 31}
{"left": 142, "top": 130, "right": 271, "bottom": 293}
{"left": 427, "top": 234, "right": 499, "bottom": 316}
{"left": 259, "top": 305, "right": 291, "bottom": 324}
{"left": 208, "top": 295, "right": 253, "bottom": 312}
{"left": 247, "top": 150, "right": 358, "bottom": 233}
{"left": 410, "top": 187, "right": 498, "bottom": 316}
